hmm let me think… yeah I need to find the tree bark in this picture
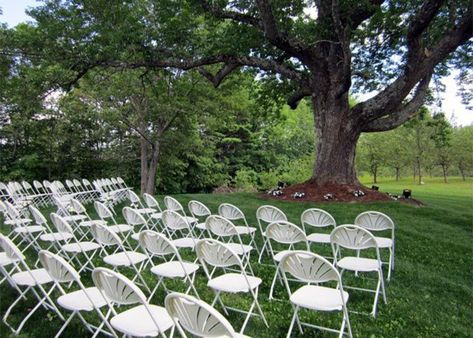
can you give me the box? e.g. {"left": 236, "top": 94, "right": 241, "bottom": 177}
{"left": 395, "top": 167, "right": 400, "bottom": 181}
{"left": 459, "top": 161, "right": 466, "bottom": 181}
{"left": 441, "top": 164, "right": 448, "bottom": 183}
{"left": 310, "top": 95, "right": 360, "bottom": 186}
{"left": 140, "top": 135, "right": 149, "bottom": 194}
{"left": 144, "top": 141, "right": 161, "bottom": 195}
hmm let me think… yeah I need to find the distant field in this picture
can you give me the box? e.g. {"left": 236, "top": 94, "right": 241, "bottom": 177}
{"left": 1, "top": 178, "right": 472, "bottom": 337}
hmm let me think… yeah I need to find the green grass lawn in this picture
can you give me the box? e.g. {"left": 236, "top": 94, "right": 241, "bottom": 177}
{"left": 1, "top": 177, "right": 472, "bottom": 337}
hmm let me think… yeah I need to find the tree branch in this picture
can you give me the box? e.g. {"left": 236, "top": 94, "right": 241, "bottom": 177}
{"left": 197, "top": 0, "right": 263, "bottom": 29}
{"left": 198, "top": 62, "right": 240, "bottom": 87}
{"left": 99, "top": 54, "right": 303, "bottom": 83}
{"left": 362, "top": 74, "right": 432, "bottom": 132}
{"left": 287, "top": 87, "right": 313, "bottom": 109}
{"left": 354, "top": 6, "right": 472, "bottom": 121}
{"left": 346, "top": 0, "right": 383, "bottom": 29}
{"left": 254, "top": 0, "right": 310, "bottom": 59}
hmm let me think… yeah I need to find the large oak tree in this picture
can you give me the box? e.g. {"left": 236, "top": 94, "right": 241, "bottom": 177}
{"left": 2, "top": 0, "right": 472, "bottom": 186}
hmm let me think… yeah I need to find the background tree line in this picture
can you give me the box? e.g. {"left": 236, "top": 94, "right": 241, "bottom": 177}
{"left": 1, "top": 66, "right": 471, "bottom": 193}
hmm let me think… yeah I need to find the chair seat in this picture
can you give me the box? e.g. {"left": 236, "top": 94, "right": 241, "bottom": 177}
{"left": 62, "top": 215, "right": 87, "bottom": 222}
{"left": 110, "top": 304, "right": 174, "bottom": 337}
{"left": 57, "top": 287, "right": 108, "bottom": 311}
{"left": 13, "top": 225, "right": 45, "bottom": 234}
{"left": 5, "top": 218, "right": 31, "bottom": 225}
{"left": 103, "top": 251, "right": 148, "bottom": 267}
{"left": 225, "top": 243, "right": 253, "bottom": 255}
{"left": 135, "top": 208, "right": 156, "bottom": 214}
{"left": 79, "top": 220, "right": 107, "bottom": 227}
{"left": 171, "top": 237, "right": 196, "bottom": 249}
{"left": 195, "top": 222, "right": 206, "bottom": 230}
{"left": 181, "top": 216, "right": 197, "bottom": 225}
{"left": 208, "top": 273, "right": 262, "bottom": 293}
{"left": 337, "top": 257, "right": 381, "bottom": 272}
{"left": 12, "top": 268, "right": 53, "bottom": 286}
{"left": 40, "top": 232, "right": 74, "bottom": 242}
{"left": 151, "top": 261, "right": 199, "bottom": 278}
{"left": 62, "top": 241, "right": 101, "bottom": 253}
{"left": 273, "top": 250, "right": 295, "bottom": 262}
{"left": 108, "top": 224, "right": 133, "bottom": 233}
{"left": 0, "top": 252, "right": 23, "bottom": 266}
{"left": 307, "top": 233, "right": 331, "bottom": 244}
{"left": 235, "top": 226, "right": 257, "bottom": 235}
{"left": 150, "top": 212, "right": 163, "bottom": 220}
{"left": 290, "top": 285, "right": 349, "bottom": 311}
{"left": 375, "top": 236, "right": 393, "bottom": 248}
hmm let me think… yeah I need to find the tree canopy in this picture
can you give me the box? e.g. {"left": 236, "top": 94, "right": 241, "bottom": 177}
{"left": 0, "top": 0, "right": 471, "bottom": 187}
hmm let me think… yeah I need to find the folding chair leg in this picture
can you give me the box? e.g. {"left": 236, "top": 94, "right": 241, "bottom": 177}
{"left": 258, "top": 240, "right": 268, "bottom": 263}
{"left": 240, "top": 298, "right": 256, "bottom": 334}
{"left": 387, "top": 247, "right": 393, "bottom": 281}
{"left": 286, "top": 306, "right": 300, "bottom": 338}
{"left": 55, "top": 311, "right": 77, "bottom": 338}
{"left": 269, "top": 268, "right": 280, "bottom": 300}
{"left": 343, "top": 306, "right": 353, "bottom": 338}
{"left": 253, "top": 288, "right": 268, "bottom": 328}
{"left": 211, "top": 292, "right": 229, "bottom": 316}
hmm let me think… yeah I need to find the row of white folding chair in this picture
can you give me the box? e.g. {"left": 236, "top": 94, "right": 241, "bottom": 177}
{"left": 93, "top": 177, "right": 129, "bottom": 206}
{"left": 265, "top": 220, "right": 386, "bottom": 317}
{"left": 39, "top": 248, "right": 248, "bottom": 338}
{"left": 0, "top": 181, "right": 32, "bottom": 211}
{"left": 256, "top": 205, "right": 395, "bottom": 281}
{"left": 1, "top": 230, "right": 261, "bottom": 337}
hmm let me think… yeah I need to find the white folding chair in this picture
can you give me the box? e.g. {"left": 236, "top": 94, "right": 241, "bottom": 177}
{"left": 205, "top": 215, "right": 253, "bottom": 270}
{"left": 0, "top": 234, "right": 65, "bottom": 335}
{"left": 70, "top": 198, "right": 106, "bottom": 240}
{"left": 50, "top": 213, "right": 101, "bottom": 274}
{"left": 123, "top": 206, "right": 151, "bottom": 244}
{"left": 331, "top": 225, "right": 387, "bottom": 317}
{"left": 265, "top": 221, "right": 309, "bottom": 300}
{"left": 38, "top": 250, "right": 114, "bottom": 338}
{"left": 128, "top": 190, "right": 157, "bottom": 215}
{"left": 90, "top": 222, "right": 150, "bottom": 293}
{"left": 256, "top": 205, "right": 287, "bottom": 263}
{"left": 163, "top": 196, "right": 198, "bottom": 225}
{"left": 280, "top": 251, "right": 352, "bottom": 338}
{"left": 93, "top": 201, "right": 133, "bottom": 238}
{"left": 354, "top": 211, "right": 395, "bottom": 281}
{"left": 139, "top": 230, "right": 200, "bottom": 299}
{"left": 218, "top": 203, "right": 259, "bottom": 254}
{"left": 196, "top": 239, "right": 268, "bottom": 334}
{"left": 161, "top": 210, "right": 198, "bottom": 250}
{"left": 92, "top": 267, "right": 175, "bottom": 338}
{"left": 143, "top": 193, "right": 164, "bottom": 225}
{"left": 165, "top": 292, "right": 251, "bottom": 338}
{"left": 301, "top": 208, "right": 337, "bottom": 251}
{"left": 4, "top": 201, "right": 43, "bottom": 252}
{"left": 188, "top": 200, "right": 211, "bottom": 235}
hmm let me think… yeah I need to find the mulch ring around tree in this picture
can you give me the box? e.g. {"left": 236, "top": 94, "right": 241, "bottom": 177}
{"left": 263, "top": 181, "right": 424, "bottom": 205}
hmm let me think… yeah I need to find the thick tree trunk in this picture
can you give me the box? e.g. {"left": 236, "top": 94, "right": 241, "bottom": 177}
{"left": 310, "top": 95, "right": 360, "bottom": 185}
{"left": 373, "top": 167, "right": 378, "bottom": 184}
{"left": 395, "top": 167, "right": 400, "bottom": 181}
